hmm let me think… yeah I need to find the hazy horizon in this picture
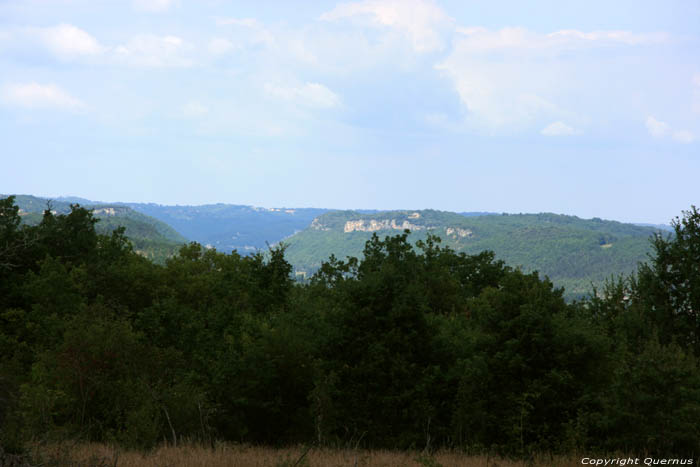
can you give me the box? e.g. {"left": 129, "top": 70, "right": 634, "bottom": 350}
{"left": 2, "top": 0, "right": 698, "bottom": 224}
{"left": 4, "top": 191, "right": 683, "bottom": 226}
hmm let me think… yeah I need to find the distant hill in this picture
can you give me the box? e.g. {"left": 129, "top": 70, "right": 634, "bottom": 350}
{"left": 459, "top": 211, "right": 499, "bottom": 217}
{"left": 55, "top": 196, "right": 98, "bottom": 204}
{"left": 283, "top": 209, "right": 666, "bottom": 299}
{"left": 7, "top": 195, "right": 671, "bottom": 299}
{"left": 4, "top": 195, "right": 187, "bottom": 262}
{"left": 116, "top": 202, "right": 329, "bottom": 253}
{"left": 634, "top": 222, "right": 674, "bottom": 232}
{"left": 14, "top": 195, "right": 331, "bottom": 254}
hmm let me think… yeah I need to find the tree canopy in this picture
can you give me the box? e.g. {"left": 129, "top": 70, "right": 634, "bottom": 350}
{"left": 1, "top": 198, "right": 699, "bottom": 457}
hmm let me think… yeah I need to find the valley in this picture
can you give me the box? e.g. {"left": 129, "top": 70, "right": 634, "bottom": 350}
{"left": 4, "top": 194, "right": 667, "bottom": 299}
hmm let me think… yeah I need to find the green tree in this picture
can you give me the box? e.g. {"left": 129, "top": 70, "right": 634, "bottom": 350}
{"left": 453, "top": 271, "right": 610, "bottom": 454}
{"left": 591, "top": 337, "right": 700, "bottom": 455}
{"left": 634, "top": 206, "right": 700, "bottom": 355}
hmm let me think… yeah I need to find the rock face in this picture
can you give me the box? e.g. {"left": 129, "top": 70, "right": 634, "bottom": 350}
{"left": 446, "top": 227, "right": 473, "bottom": 238}
{"left": 343, "top": 219, "right": 426, "bottom": 233}
{"left": 266, "top": 208, "right": 297, "bottom": 214}
{"left": 92, "top": 207, "right": 117, "bottom": 216}
{"left": 310, "top": 218, "right": 331, "bottom": 231}
{"left": 310, "top": 212, "right": 440, "bottom": 233}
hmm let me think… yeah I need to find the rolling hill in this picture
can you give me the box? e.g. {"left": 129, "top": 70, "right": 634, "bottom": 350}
{"left": 5, "top": 195, "right": 187, "bottom": 262}
{"left": 7, "top": 194, "right": 672, "bottom": 299}
{"left": 282, "top": 209, "right": 667, "bottom": 299}
{"left": 114, "top": 202, "right": 329, "bottom": 253}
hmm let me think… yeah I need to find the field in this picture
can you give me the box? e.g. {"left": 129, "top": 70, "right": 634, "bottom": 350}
{"left": 20, "top": 443, "right": 586, "bottom": 467}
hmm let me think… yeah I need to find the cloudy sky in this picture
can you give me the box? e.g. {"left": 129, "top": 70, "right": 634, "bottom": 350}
{"left": 1, "top": 0, "right": 698, "bottom": 223}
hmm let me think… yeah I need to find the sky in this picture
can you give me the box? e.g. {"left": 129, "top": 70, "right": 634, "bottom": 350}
{"left": 1, "top": 0, "right": 698, "bottom": 224}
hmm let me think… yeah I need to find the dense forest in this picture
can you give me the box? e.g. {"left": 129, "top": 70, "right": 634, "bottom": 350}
{"left": 7, "top": 195, "right": 666, "bottom": 302}
{"left": 284, "top": 209, "right": 662, "bottom": 299}
{"left": 1, "top": 195, "right": 699, "bottom": 458}
{"left": 7, "top": 195, "right": 185, "bottom": 263}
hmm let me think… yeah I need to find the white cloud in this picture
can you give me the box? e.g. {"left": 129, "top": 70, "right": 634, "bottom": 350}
{"left": 435, "top": 55, "right": 564, "bottom": 129}
{"left": 114, "top": 35, "right": 193, "bottom": 67}
{"left": 646, "top": 116, "right": 670, "bottom": 138}
{"left": 646, "top": 116, "right": 694, "bottom": 143}
{"left": 320, "top": 0, "right": 453, "bottom": 53}
{"left": 19, "top": 25, "right": 195, "bottom": 68}
{"left": 452, "top": 27, "right": 667, "bottom": 55}
{"left": 1, "top": 82, "right": 85, "bottom": 110}
{"left": 32, "top": 24, "right": 104, "bottom": 59}
{"left": 132, "top": 0, "right": 175, "bottom": 12}
{"left": 7, "top": 25, "right": 200, "bottom": 68}
{"left": 264, "top": 82, "right": 340, "bottom": 108}
{"left": 541, "top": 121, "right": 579, "bottom": 136}
{"left": 437, "top": 27, "right": 670, "bottom": 131}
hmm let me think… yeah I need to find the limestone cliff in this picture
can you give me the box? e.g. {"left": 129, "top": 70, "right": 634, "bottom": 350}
{"left": 446, "top": 227, "right": 473, "bottom": 238}
{"left": 343, "top": 219, "right": 428, "bottom": 233}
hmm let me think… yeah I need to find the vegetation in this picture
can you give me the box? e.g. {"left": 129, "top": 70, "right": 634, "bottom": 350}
{"left": 117, "top": 201, "right": 328, "bottom": 253}
{"left": 1, "top": 195, "right": 699, "bottom": 459}
{"left": 14, "top": 196, "right": 667, "bottom": 300}
{"left": 284, "top": 209, "right": 664, "bottom": 299}
{"left": 4, "top": 195, "right": 186, "bottom": 263}
{"left": 10, "top": 442, "right": 602, "bottom": 466}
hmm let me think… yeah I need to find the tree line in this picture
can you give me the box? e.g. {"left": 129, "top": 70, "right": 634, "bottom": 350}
{"left": 1, "top": 195, "right": 699, "bottom": 457}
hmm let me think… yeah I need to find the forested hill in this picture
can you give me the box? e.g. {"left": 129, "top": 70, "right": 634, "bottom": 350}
{"left": 284, "top": 209, "right": 666, "bottom": 299}
{"left": 5, "top": 194, "right": 670, "bottom": 298}
{"left": 2, "top": 196, "right": 698, "bottom": 457}
{"left": 115, "top": 202, "right": 329, "bottom": 253}
{"left": 3, "top": 195, "right": 186, "bottom": 262}
{"left": 116, "top": 204, "right": 493, "bottom": 252}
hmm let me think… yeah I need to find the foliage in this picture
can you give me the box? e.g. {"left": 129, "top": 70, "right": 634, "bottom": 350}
{"left": 3, "top": 194, "right": 185, "bottom": 263}
{"left": 1, "top": 198, "right": 699, "bottom": 457}
{"left": 634, "top": 206, "right": 700, "bottom": 356}
{"left": 284, "top": 209, "right": 663, "bottom": 300}
{"left": 116, "top": 201, "right": 328, "bottom": 253}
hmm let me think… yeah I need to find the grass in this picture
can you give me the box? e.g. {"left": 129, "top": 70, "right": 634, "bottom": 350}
{"left": 24, "top": 442, "right": 588, "bottom": 467}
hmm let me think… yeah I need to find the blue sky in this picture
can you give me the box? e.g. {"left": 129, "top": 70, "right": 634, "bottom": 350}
{"left": 1, "top": 0, "right": 698, "bottom": 223}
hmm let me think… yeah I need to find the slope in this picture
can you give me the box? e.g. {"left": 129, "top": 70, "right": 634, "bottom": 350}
{"left": 283, "top": 209, "right": 665, "bottom": 299}
{"left": 6, "top": 195, "right": 187, "bottom": 262}
{"left": 118, "top": 202, "right": 329, "bottom": 253}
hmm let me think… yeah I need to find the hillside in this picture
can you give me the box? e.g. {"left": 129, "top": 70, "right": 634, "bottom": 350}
{"left": 6, "top": 195, "right": 670, "bottom": 298}
{"left": 5, "top": 195, "right": 186, "bottom": 262}
{"left": 283, "top": 209, "right": 665, "bottom": 299}
{"left": 116, "top": 202, "right": 329, "bottom": 253}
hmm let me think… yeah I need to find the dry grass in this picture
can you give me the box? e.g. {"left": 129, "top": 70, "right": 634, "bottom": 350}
{"left": 28, "top": 442, "right": 585, "bottom": 467}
